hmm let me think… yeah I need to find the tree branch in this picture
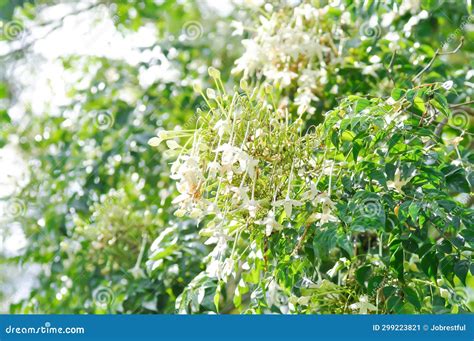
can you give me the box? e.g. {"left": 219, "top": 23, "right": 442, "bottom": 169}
{"left": 0, "top": 2, "right": 104, "bottom": 59}
{"left": 292, "top": 223, "right": 312, "bottom": 256}
{"left": 412, "top": 37, "right": 464, "bottom": 83}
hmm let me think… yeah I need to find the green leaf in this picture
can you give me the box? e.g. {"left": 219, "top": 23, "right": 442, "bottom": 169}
{"left": 355, "top": 98, "right": 371, "bottom": 113}
{"left": 341, "top": 130, "right": 355, "bottom": 142}
{"left": 436, "top": 239, "right": 452, "bottom": 254}
{"left": 388, "top": 134, "right": 402, "bottom": 151}
{"left": 331, "top": 131, "right": 339, "bottom": 148}
{"left": 0, "top": 109, "right": 11, "bottom": 123}
{"left": 214, "top": 284, "right": 221, "bottom": 312}
{"left": 391, "top": 88, "right": 405, "bottom": 101}
{"left": 402, "top": 238, "right": 418, "bottom": 253}
{"left": 445, "top": 169, "right": 470, "bottom": 193}
{"left": 387, "top": 295, "right": 403, "bottom": 313}
{"left": 390, "top": 246, "right": 404, "bottom": 281}
{"left": 406, "top": 89, "right": 417, "bottom": 102}
{"left": 430, "top": 93, "right": 449, "bottom": 116}
{"left": 403, "top": 287, "right": 421, "bottom": 311}
{"left": 356, "top": 265, "right": 372, "bottom": 288}
{"left": 408, "top": 203, "right": 420, "bottom": 222}
{"left": 420, "top": 251, "right": 438, "bottom": 281}
{"left": 368, "top": 275, "right": 384, "bottom": 295}
{"left": 382, "top": 286, "right": 397, "bottom": 299}
{"left": 454, "top": 260, "right": 470, "bottom": 285}
{"left": 352, "top": 141, "right": 361, "bottom": 163}
{"left": 149, "top": 244, "right": 178, "bottom": 260}
{"left": 413, "top": 97, "right": 426, "bottom": 113}
{"left": 440, "top": 256, "right": 455, "bottom": 285}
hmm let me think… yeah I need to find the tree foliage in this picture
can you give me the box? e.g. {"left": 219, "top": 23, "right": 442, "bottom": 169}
{"left": 0, "top": 0, "right": 472, "bottom": 314}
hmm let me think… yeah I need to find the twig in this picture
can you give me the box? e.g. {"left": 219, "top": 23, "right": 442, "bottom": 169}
{"left": 450, "top": 100, "right": 474, "bottom": 108}
{"left": 434, "top": 117, "right": 448, "bottom": 137}
{"left": 1, "top": 2, "right": 103, "bottom": 59}
{"left": 292, "top": 223, "right": 312, "bottom": 256}
{"left": 384, "top": 50, "right": 397, "bottom": 85}
{"left": 412, "top": 37, "right": 464, "bottom": 82}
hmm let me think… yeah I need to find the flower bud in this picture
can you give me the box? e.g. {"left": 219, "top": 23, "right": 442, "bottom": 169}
{"left": 240, "top": 79, "right": 249, "bottom": 91}
{"left": 206, "top": 88, "right": 217, "bottom": 99}
{"left": 208, "top": 67, "right": 221, "bottom": 79}
{"left": 148, "top": 137, "right": 162, "bottom": 147}
{"left": 192, "top": 80, "right": 203, "bottom": 93}
{"left": 263, "top": 83, "right": 273, "bottom": 94}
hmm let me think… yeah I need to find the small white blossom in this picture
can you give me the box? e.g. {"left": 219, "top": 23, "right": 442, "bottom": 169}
{"left": 273, "top": 195, "right": 303, "bottom": 218}
{"left": 387, "top": 168, "right": 412, "bottom": 193}
{"left": 442, "top": 80, "right": 454, "bottom": 90}
{"left": 349, "top": 295, "right": 377, "bottom": 314}
{"left": 231, "top": 21, "right": 245, "bottom": 36}
{"left": 256, "top": 210, "right": 284, "bottom": 236}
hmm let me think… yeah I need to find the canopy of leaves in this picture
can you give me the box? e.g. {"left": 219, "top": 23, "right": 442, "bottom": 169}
{"left": 0, "top": 0, "right": 472, "bottom": 314}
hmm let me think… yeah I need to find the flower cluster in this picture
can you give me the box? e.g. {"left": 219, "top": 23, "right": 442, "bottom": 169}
{"left": 149, "top": 72, "right": 346, "bottom": 277}
{"left": 232, "top": 1, "right": 431, "bottom": 114}
{"left": 232, "top": 2, "right": 347, "bottom": 115}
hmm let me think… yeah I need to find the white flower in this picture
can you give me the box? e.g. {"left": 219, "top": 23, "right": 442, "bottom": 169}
{"left": 236, "top": 150, "right": 259, "bottom": 178}
{"left": 207, "top": 161, "right": 221, "bottom": 178}
{"left": 266, "top": 280, "right": 286, "bottom": 310}
{"left": 129, "top": 265, "right": 145, "bottom": 279}
{"left": 222, "top": 258, "right": 235, "bottom": 278}
{"left": 327, "top": 257, "right": 349, "bottom": 277}
{"left": 442, "top": 80, "right": 454, "bottom": 90}
{"left": 399, "top": 0, "right": 421, "bottom": 15}
{"left": 387, "top": 168, "right": 411, "bottom": 193}
{"left": 313, "top": 192, "right": 336, "bottom": 210}
{"left": 369, "top": 55, "right": 381, "bottom": 64}
{"left": 266, "top": 69, "right": 298, "bottom": 87}
{"left": 349, "top": 295, "right": 377, "bottom": 314}
{"left": 231, "top": 21, "right": 245, "bottom": 36}
{"left": 256, "top": 210, "right": 284, "bottom": 236}
{"left": 321, "top": 160, "right": 336, "bottom": 175}
{"left": 232, "top": 39, "right": 264, "bottom": 77}
{"left": 148, "top": 136, "right": 162, "bottom": 147}
{"left": 295, "top": 89, "right": 316, "bottom": 115}
{"left": 215, "top": 143, "right": 239, "bottom": 179}
{"left": 381, "top": 12, "right": 396, "bottom": 27}
{"left": 242, "top": 197, "right": 261, "bottom": 218}
{"left": 230, "top": 185, "right": 250, "bottom": 205}
{"left": 169, "top": 155, "right": 204, "bottom": 215}
{"left": 214, "top": 119, "right": 230, "bottom": 137}
{"left": 204, "top": 201, "right": 218, "bottom": 215}
{"left": 302, "top": 182, "right": 319, "bottom": 200}
{"left": 274, "top": 195, "right": 303, "bottom": 218}
{"left": 439, "top": 287, "right": 450, "bottom": 299}
{"left": 385, "top": 31, "right": 400, "bottom": 42}
{"left": 362, "top": 63, "right": 381, "bottom": 77}
{"left": 310, "top": 209, "right": 339, "bottom": 225}
{"left": 171, "top": 191, "right": 191, "bottom": 205}
{"left": 216, "top": 143, "right": 237, "bottom": 165}
{"left": 445, "top": 136, "right": 463, "bottom": 147}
